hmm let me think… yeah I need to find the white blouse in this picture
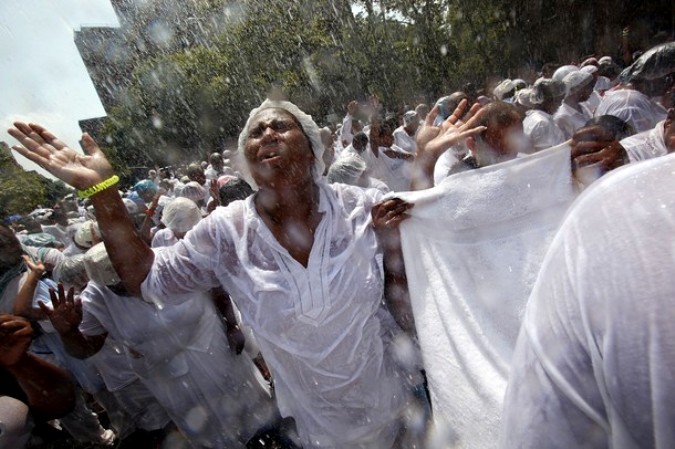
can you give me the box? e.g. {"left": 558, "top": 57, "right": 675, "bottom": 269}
{"left": 141, "top": 182, "right": 409, "bottom": 448}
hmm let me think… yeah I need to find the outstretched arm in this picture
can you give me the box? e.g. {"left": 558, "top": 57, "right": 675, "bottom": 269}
{"left": 8, "top": 123, "right": 153, "bottom": 296}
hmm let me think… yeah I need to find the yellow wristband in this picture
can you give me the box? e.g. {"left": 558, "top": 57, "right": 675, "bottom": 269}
{"left": 77, "top": 175, "right": 120, "bottom": 199}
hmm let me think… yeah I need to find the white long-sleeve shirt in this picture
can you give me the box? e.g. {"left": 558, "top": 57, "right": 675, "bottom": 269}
{"left": 141, "top": 182, "right": 410, "bottom": 449}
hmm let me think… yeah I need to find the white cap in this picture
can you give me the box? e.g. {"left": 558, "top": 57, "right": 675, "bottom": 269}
{"left": 83, "top": 242, "right": 121, "bottom": 286}
{"left": 552, "top": 65, "right": 579, "bottom": 82}
{"left": 74, "top": 221, "right": 100, "bottom": 249}
{"left": 493, "top": 79, "right": 515, "bottom": 100}
{"left": 563, "top": 71, "right": 594, "bottom": 96}
{"left": 161, "top": 198, "right": 202, "bottom": 233}
{"left": 178, "top": 181, "right": 206, "bottom": 204}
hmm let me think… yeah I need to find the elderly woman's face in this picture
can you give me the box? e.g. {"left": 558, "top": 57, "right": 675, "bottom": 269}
{"left": 244, "top": 108, "right": 314, "bottom": 187}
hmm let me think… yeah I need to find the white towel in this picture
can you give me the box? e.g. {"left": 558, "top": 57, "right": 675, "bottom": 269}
{"left": 396, "top": 143, "right": 578, "bottom": 448}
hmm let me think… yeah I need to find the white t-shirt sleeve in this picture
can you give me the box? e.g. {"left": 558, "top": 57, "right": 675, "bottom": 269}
{"left": 79, "top": 290, "right": 109, "bottom": 337}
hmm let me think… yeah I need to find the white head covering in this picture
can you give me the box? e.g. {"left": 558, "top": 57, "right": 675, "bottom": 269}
{"left": 580, "top": 65, "right": 599, "bottom": 75}
{"left": 494, "top": 79, "right": 515, "bottom": 100}
{"left": 552, "top": 65, "right": 579, "bottom": 82}
{"left": 403, "top": 111, "right": 418, "bottom": 126}
{"left": 598, "top": 56, "right": 613, "bottom": 65}
{"left": 529, "top": 79, "right": 566, "bottom": 105}
{"left": 326, "top": 154, "right": 367, "bottom": 185}
{"left": 237, "top": 99, "right": 325, "bottom": 181}
{"left": 514, "top": 87, "right": 535, "bottom": 109}
{"left": 53, "top": 254, "right": 89, "bottom": 289}
{"left": 563, "top": 71, "right": 594, "bottom": 97}
{"left": 178, "top": 181, "right": 206, "bottom": 204}
{"left": 122, "top": 198, "right": 138, "bottom": 215}
{"left": 83, "top": 242, "right": 121, "bottom": 286}
{"left": 74, "top": 221, "right": 100, "bottom": 249}
{"left": 161, "top": 197, "right": 202, "bottom": 233}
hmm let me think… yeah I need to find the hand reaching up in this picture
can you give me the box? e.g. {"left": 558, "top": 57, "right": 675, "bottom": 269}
{"left": 39, "top": 284, "right": 83, "bottom": 336}
{"left": 8, "top": 122, "right": 114, "bottom": 190}
{"left": 416, "top": 99, "right": 487, "bottom": 159}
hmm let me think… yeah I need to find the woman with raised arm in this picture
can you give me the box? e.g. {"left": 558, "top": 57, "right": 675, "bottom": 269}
{"left": 9, "top": 98, "right": 484, "bottom": 449}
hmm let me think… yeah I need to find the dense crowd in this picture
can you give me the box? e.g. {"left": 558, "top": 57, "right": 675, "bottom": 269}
{"left": 1, "top": 41, "right": 674, "bottom": 449}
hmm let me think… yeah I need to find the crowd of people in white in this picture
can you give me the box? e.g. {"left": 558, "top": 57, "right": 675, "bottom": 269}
{"left": 1, "top": 41, "right": 673, "bottom": 449}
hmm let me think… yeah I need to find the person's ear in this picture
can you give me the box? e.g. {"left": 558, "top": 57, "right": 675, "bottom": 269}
{"left": 466, "top": 136, "right": 476, "bottom": 152}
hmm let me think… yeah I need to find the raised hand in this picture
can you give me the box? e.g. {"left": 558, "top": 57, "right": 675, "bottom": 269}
{"left": 8, "top": 122, "right": 114, "bottom": 190}
{"left": 39, "top": 284, "right": 83, "bottom": 336}
{"left": 417, "top": 99, "right": 487, "bottom": 159}
{"left": 0, "top": 314, "right": 33, "bottom": 367}
{"left": 412, "top": 100, "right": 487, "bottom": 190}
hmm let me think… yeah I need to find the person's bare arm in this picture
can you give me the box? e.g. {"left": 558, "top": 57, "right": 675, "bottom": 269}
{"left": 8, "top": 123, "right": 153, "bottom": 296}
{"left": 138, "top": 192, "right": 161, "bottom": 244}
{"left": 411, "top": 101, "right": 486, "bottom": 190}
{"left": 372, "top": 198, "right": 416, "bottom": 337}
{"left": 0, "top": 315, "right": 76, "bottom": 419}
{"left": 210, "top": 287, "right": 246, "bottom": 354}
{"left": 13, "top": 256, "right": 46, "bottom": 320}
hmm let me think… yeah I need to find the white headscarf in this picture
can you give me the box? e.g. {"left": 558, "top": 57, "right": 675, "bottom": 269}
{"left": 161, "top": 197, "right": 202, "bottom": 233}
{"left": 83, "top": 242, "right": 120, "bottom": 286}
{"left": 237, "top": 99, "right": 325, "bottom": 181}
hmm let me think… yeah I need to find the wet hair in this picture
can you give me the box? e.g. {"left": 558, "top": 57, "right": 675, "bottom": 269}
{"left": 584, "top": 115, "right": 635, "bottom": 141}
{"left": 219, "top": 178, "right": 254, "bottom": 207}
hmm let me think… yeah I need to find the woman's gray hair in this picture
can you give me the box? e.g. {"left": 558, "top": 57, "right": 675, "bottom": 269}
{"left": 236, "top": 99, "right": 326, "bottom": 182}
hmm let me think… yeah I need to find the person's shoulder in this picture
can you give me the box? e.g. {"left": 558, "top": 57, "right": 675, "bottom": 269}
{"left": 571, "top": 152, "right": 675, "bottom": 219}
